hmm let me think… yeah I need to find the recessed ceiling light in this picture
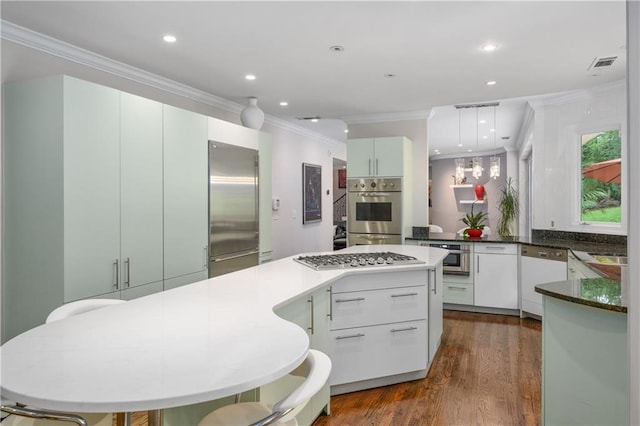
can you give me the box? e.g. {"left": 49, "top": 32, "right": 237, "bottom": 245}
{"left": 245, "top": 74, "right": 256, "bottom": 81}
{"left": 490, "top": 128, "right": 496, "bottom": 132}
{"left": 486, "top": 80, "right": 497, "bottom": 86}
{"left": 467, "top": 149, "right": 473, "bottom": 152}
{"left": 311, "top": 118, "right": 319, "bottom": 123}
{"left": 458, "top": 143, "right": 463, "bottom": 147}
{"left": 163, "top": 35, "right": 177, "bottom": 43}
{"left": 482, "top": 43, "right": 497, "bottom": 52}
{"left": 279, "top": 101, "right": 289, "bottom": 107}
{"left": 344, "top": 129, "right": 349, "bottom": 134}
{"left": 479, "top": 120, "right": 486, "bottom": 124}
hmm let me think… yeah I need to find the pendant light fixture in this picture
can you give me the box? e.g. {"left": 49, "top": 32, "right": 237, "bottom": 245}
{"left": 489, "top": 104, "right": 500, "bottom": 179}
{"left": 454, "top": 108, "right": 465, "bottom": 184}
{"left": 471, "top": 107, "right": 482, "bottom": 179}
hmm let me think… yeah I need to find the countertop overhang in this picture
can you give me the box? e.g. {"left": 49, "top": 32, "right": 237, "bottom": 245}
{"left": 0, "top": 245, "right": 448, "bottom": 413}
{"left": 535, "top": 278, "right": 627, "bottom": 313}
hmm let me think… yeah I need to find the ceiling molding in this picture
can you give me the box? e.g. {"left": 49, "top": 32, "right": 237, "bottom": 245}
{"left": 1, "top": 20, "right": 344, "bottom": 146}
{"left": 343, "top": 109, "right": 431, "bottom": 125}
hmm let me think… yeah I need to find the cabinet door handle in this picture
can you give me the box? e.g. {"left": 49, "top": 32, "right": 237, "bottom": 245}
{"left": 308, "top": 295, "right": 314, "bottom": 335}
{"left": 375, "top": 158, "right": 379, "bottom": 175}
{"left": 477, "top": 255, "right": 480, "bottom": 273}
{"left": 335, "top": 297, "right": 365, "bottom": 303}
{"left": 327, "top": 287, "right": 333, "bottom": 320}
{"left": 113, "top": 259, "right": 119, "bottom": 289}
{"left": 391, "top": 326, "right": 418, "bottom": 333}
{"left": 124, "top": 257, "right": 130, "bottom": 288}
{"left": 447, "top": 286, "right": 467, "bottom": 291}
{"left": 431, "top": 269, "right": 437, "bottom": 294}
{"left": 368, "top": 158, "right": 372, "bottom": 175}
{"left": 391, "top": 292, "right": 418, "bottom": 298}
{"left": 203, "top": 246, "right": 208, "bottom": 268}
{"left": 336, "top": 333, "right": 365, "bottom": 340}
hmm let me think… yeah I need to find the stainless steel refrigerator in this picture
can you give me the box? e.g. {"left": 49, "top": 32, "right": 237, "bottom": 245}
{"left": 208, "top": 141, "right": 259, "bottom": 277}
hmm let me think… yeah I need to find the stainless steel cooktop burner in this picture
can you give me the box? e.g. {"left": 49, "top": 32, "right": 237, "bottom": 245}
{"left": 294, "top": 251, "right": 424, "bottom": 271}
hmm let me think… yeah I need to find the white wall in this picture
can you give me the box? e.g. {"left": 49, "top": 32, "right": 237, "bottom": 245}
{"left": 626, "top": 0, "right": 639, "bottom": 422}
{"left": 346, "top": 118, "right": 429, "bottom": 226}
{"left": 265, "top": 124, "right": 346, "bottom": 259}
{"left": 528, "top": 81, "right": 627, "bottom": 234}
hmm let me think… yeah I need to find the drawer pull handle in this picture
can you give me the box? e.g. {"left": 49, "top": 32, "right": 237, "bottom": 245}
{"left": 391, "top": 292, "right": 418, "bottom": 298}
{"left": 447, "top": 286, "right": 467, "bottom": 291}
{"left": 336, "top": 297, "right": 365, "bottom": 303}
{"left": 336, "top": 333, "right": 365, "bottom": 340}
{"left": 391, "top": 326, "right": 418, "bottom": 333}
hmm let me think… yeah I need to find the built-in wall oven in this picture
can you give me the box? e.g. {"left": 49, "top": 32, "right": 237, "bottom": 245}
{"left": 347, "top": 177, "right": 402, "bottom": 246}
{"left": 429, "top": 243, "right": 471, "bottom": 275}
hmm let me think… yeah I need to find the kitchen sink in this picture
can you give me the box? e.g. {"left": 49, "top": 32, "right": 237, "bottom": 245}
{"left": 592, "top": 255, "right": 628, "bottom": 265}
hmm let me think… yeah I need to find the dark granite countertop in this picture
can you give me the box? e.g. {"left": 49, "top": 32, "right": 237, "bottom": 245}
{"left": 535, "top": 278, "right": 627, "bottom": 313}
{"left": 405, "top": 232, "right": 627, "bottom": 256}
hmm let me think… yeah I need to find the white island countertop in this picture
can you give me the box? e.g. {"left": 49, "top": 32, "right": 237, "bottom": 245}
{"left": 0, "top": 245, "right": 447, "bottom": 413}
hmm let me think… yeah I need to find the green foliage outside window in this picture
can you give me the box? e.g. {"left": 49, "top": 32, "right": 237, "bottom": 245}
{"left": 581, "top": 130, "right": 621, "bottom": 223}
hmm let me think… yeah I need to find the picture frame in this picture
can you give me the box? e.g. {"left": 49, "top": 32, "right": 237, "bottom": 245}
{"left": 302, "top": 163, "right": 322, "bottom": 224}
{"left": 338, "top": 169, "right": 347, "bottom": 188}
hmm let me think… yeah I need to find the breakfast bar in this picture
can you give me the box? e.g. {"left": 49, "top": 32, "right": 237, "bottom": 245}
{"left": 1, "top": 245, "right": 447, "bottom": 425}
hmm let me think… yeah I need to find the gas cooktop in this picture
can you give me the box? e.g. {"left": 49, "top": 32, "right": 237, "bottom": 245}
{"left": 294, "top": 251, "right": 424, "bottom": 271}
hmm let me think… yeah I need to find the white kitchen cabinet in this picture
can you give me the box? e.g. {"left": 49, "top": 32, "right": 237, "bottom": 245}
{"left": 2, "top": 77, "right": 166, "bottom": 341}
{"left": 474, "top": 243, "right": 519, "bottom": 310}
{"left": 260, "top": 286, "right": 331, "bottom": 426}
{"left": 329, "top": 269, "right": 429, "bottom": 393}
{"left": 346, "top": 137, "right": 409, "bottom": 177}
{"left": 163, "top": 104, "right": 209, "bottom": 283}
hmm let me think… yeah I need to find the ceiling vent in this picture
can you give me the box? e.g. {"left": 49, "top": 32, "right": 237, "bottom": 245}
{"left": 588, "top": 56, "right": 617, "bottom": 70}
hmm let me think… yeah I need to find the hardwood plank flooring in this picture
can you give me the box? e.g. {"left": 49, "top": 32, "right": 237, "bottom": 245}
{"left": 114, "top": 310, "right": 541, "bottom": 426}
{"left": 313, "top": 310, "right": 542, "bottom": 426}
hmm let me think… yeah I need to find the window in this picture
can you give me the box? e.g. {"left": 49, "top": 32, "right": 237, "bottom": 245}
{"left": 580, "top": 129, "right": 622, "bottom": 224}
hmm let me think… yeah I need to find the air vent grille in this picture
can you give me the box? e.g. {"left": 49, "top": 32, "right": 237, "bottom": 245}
{"left": 589, "top": 56, "right": 617, "bottom": 70}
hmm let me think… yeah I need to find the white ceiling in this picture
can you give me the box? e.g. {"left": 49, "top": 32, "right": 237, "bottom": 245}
{"left": 0, "top": 1, "right": 627, "bottom": 153}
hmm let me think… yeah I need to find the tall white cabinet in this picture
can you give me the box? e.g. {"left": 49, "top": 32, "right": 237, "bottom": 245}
{"left": 162, "top": 105, "right": 209, "bottom": 288}
{"left": 2, "top": 76, "right": 208, "bottom": 342}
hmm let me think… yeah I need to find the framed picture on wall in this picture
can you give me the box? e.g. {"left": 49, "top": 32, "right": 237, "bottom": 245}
{"left": 338, "top": 169, "right": 347, "bottom": 188}
{"left": 303, "top": 163, "right": 322, "bottom": 224}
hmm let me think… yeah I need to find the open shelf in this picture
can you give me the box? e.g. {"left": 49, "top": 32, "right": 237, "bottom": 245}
{"left": 450, "top": 184, "right": 473, "bottom": 188}
{"left": 459, "top": 200, "right": 485, "bottom": 204}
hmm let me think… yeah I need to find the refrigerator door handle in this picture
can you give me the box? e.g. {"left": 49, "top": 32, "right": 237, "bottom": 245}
{"left": 211, "top": 250, "right": 260, "bottom": 262}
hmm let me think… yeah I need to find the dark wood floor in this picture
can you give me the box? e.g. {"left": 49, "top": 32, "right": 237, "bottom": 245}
{"left": 313, "top": 310, "right": 542, "bottom": 426}
{"left": 119, "top": 310, "right": 541, "bottom": 426}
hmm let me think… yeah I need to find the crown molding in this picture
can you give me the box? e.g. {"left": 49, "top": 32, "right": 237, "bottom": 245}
{"left": 1, "top": 20, "right": 344, "bottom": 146}
{"left": 343, "top": 109, "right": 430, "bottom": 124}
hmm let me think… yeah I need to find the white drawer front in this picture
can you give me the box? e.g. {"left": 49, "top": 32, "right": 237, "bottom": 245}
{"left": 443, "top": 282, "right": 474, "bottom": 305}
{"left": 329, "top": 320, "right": 427, "bottom": 386}
{"left": 474, "top": 243, "right": 518, "bottom": 255}
{"left": 332, "top": 269, "right": 427, "bottom": 293}
{"left": 331, "top": 285, "right": 427, "bottom": 330}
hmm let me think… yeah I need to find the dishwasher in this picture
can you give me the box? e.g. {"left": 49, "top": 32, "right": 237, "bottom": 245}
{"left": 520, "top": 244, "right": 568, "bottom": 318}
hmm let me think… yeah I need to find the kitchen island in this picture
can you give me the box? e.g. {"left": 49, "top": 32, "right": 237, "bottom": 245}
{"left": 535, "top": 278, "right": 628, "bottom": 425}
{"left": 0, "top": 244, "right": 447, "bottom": 426}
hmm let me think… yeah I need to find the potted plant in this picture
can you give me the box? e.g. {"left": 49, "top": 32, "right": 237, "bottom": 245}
{"left": 497, "top": 177, "right": 519, "bottom": 237}
{"left": 461, "top": 203, "right": 488, "bottom": 238}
